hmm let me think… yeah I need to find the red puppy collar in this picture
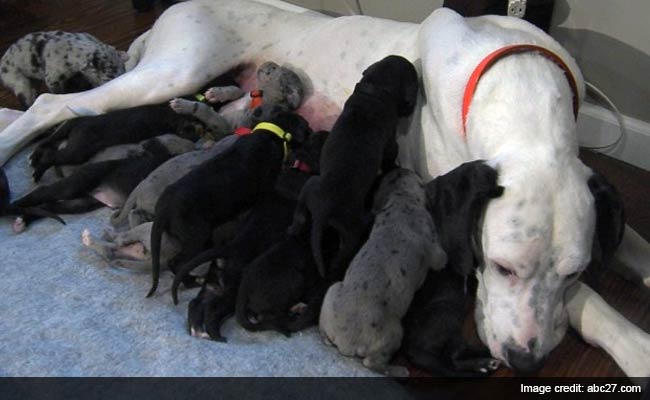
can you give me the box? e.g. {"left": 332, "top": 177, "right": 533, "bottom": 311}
{"left": 249, "top": 89, "right": 264, "bottom": 109}
{"left": 234, "top": 127, "right": 252, "bottom": 136}
{"left": 461, "top": 44, "right": 579, "bottom": 139}
{"left": 292, "top": 159, "right": 312, "bottom": 174}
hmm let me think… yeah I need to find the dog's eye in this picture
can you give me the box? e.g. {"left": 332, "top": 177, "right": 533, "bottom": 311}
{"left": 494, "top": 263, "right": 514, "bottom": 277}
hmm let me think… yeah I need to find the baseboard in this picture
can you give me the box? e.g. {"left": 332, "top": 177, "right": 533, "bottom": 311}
{"left": 577, "top": 102, "right": 650, "bottom": 171}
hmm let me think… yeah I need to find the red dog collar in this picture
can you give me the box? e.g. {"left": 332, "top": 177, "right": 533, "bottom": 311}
{"left": 461, "top": 44, "right": 579, "bottom": 139}
{"left": 292, "top": 159, "right": 312, "bottom": 174}
{"left": 234, "top": 127, "right": 252, "bottom": 136}
{"left": 249, "top": 89, "right": 264, "bottom": 109}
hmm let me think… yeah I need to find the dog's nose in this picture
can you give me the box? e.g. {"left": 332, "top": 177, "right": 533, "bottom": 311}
{"left": 505, "top": 347, "right": 547, "bottom": 373}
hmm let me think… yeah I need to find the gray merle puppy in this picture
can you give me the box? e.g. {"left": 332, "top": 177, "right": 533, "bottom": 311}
{"left": 0, "top": 31, "right": 127, "bottom": 109}
{"left": 319, "top": 168, "right": 446, "bottom": 377}
{"left": 288, "top": 55, "right": 419, "bottom": 280}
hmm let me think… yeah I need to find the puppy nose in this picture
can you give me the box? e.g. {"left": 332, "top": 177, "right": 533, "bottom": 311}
{"left": 505, "top": 347, "right": 547, "bottom": 373}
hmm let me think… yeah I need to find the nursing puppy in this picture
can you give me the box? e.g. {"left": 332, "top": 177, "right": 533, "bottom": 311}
{"left": 147, "top": 111, "right": 312, "bottom": 297}
{"left": 172, "top": 131, "right": 327, "bottom": 341}
{"left": 319, "top": 168, "right": 446, "bottom": 376}
{"left": 402, "top": 160, "right": 505, "bottom": 376}
{"left": 289, "top": 55, "right": 418, "bottom": 279}
{"left": 170, "top": 61, "right": 305, "bottom": 136}
{"left": 29, "top": 104, "right": 205, "bottom": 181}
{"left": 12, "top": 134, "right": 194, "bottom": 232}
{"left": 235, "top": 232, "right": 326, "bottom": 337}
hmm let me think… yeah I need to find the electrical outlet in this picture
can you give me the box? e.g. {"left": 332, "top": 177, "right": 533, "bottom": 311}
{"left": 507, "top": 0, "right": 527, "bottom": 18}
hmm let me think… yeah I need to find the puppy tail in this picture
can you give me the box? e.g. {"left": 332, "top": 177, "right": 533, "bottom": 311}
{"left": 110, "top": 189, "right": 137, "bottom": 227}
{"left": 171, "top": 246, "right": 226, "bottom": 305}
{"left": 147, "top": 214, "right": 166, "bottom": 298}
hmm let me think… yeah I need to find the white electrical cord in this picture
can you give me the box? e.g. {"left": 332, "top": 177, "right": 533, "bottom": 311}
{"left": 580, "top": 81, "right": 626, "bottom": 151}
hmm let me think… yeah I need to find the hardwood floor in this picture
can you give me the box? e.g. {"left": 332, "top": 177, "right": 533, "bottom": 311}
{"left": 1, "top": 0, "right": 648, "bottom": 379}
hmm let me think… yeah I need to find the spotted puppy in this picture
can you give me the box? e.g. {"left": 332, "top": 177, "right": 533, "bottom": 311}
{"left": 169, "top": 61, "right": 304, "bottom": 136}
{"left": 402, "top": 160, "right": 504, "bottom": 376}
{"left": 0, "top": 31, "right": 127, "bottom": 109}
{"left": 289, "top": 55, "right": 418, "bottom": 279}
{"left": 29, "top": 104, "right": 205, "bottom": 181}
{"left": 319, "top": 168, "right": 447, "bottom": 376}
{"left": 147, "top": 111, "right": 312, "bottom": 297}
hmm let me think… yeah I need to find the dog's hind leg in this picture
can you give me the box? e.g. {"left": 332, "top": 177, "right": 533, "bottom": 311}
{"left": 565, "top": 281, "right": 650, "bottom": 385}
{"left": 610, "top": 225, "right": 650, "bottom": 288}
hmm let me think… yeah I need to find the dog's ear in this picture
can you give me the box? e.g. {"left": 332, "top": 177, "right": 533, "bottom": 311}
{"left": 426, "top": 161, "right": 504, "bottom": 276}
{"left": 587, "top": 170, "right": 626, "bottom": 268}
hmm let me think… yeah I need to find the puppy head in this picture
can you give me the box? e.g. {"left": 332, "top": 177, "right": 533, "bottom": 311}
{"left": 361, "top": 55, "right": 419, "bottom": 117}
{"left": 254, "top": 107, "right": 313, "bottom": 148}
{"left": 257, "top": 61, "right": 305, "bottom": 110}
{"left": 425, "top": 160, "right": 504, "bottom": 276}
{"left": 373, "top": 168, "right": 427, "bottom": 215}
{"left": 287, "top": 130, "right": 329, "bottom": 174}
{"left": 474, "top": 157, "right": 612, "bottom": 373}
{"left": 80, "top": 46, "right": 127, "bottom": 86}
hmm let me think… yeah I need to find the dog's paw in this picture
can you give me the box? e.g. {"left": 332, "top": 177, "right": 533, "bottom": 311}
{"left": 204, "top": 86, "right": 244, "bottom": 103}
{"left": 475, "top": 358, "right": 501, "bottom": 374}
{"left": 12, "top": 217, "right": 26, "bottom": 234}
{"left": 169, "top": 98, "right": 196, "bottom": 115}
{"left": 386, "top": 365, "right": 410, "bottom": 378}
{"left": 81, "top": 229, "right": 93, "bottom": 247}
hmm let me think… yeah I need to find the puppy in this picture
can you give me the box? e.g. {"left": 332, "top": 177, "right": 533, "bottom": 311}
{"left": 401, "top": 160, "right": 504, "bottom": 376}
{"left": 12, "top": 134, "right": 194, "bottom": 232}
{"left": 169, "top": 61, "right": 304, "bottom": 136}
{"left": 318, "top": 168, "right": 446, "bottom": 376}
{"left": 147, "top": 111, "right": 312, "bottom": 297}
{"left": 29, "top": 104, "right": 205, "bottom": 181}
{"left": 289, "top": 55, "right": 418, "bottom": 279}
{"left": 235, "top": 233, "right": 326, "bottom": 337}
{"left": 171, "top": 131, "right": 327, "bottom": 341}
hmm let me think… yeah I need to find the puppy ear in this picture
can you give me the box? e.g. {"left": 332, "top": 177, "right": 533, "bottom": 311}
{"left": 426, "top": 161, "right": 504, "bottom": 276}
{"left": 587, "top": 171, "right": 625, "bottom": 267}
{"left": 398, "top": 74, "right": 419, "bottom": 117}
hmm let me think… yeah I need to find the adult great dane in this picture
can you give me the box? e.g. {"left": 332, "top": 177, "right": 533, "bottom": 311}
{"left": 0, "top": 0, "right": 648, "bottom": 379}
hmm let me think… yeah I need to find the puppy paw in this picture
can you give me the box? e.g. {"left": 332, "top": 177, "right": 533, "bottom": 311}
{"left": 204, "top": 86, "right": 244, "bottom": 103}
{"left": 81, "top": 229, "right": 92, "bottom": 247}
{"left": 101, "top": 228, "right": 117, "bottom": 242}
{"left": 474, "top": 358, "right": 501, "bottom": 375}
{"left": 169, "top": 98, "right": 197, "bottom": 115}
{"left": 12, "top": 217, "right": 26, "bottom": 234}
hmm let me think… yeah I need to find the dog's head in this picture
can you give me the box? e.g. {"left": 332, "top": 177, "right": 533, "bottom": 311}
{"left": 251, "top": 106, "right": 314, "bottom": 149}
{"left": 360, "top": 55, "right": 419, "bottom": 117}
{"left": 474, "top": 158, "right": 624, "bottom": 373}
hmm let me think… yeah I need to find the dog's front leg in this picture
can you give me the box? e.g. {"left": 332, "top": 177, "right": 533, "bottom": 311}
{"left": 565, "top": 281, "right": 650, "bottom": 384}
{"left": 610, "top": 225, "right": 650, "bottom": 288}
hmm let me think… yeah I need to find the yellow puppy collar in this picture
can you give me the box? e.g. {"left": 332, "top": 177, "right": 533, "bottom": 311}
{"left": 252, "top": 122, "right": 292, "bottom": 160}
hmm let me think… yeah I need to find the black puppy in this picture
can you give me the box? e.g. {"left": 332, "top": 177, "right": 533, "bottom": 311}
{"left": 29, "top": 104, "right": 205, "bottom": 181}
{"left": 288, "top": 55, "right": 418, "bottom": 279}
{"left": 235, "top": 232, "right": 327, "bottom": 336}
{"left": 147, "top": 112, "right": 313, "bottom": 297}
{"left": 401, "top": 160, "right": 504, "bottom": 376}
{"left": 170, "top": 131, "right": 327, "bottom": 341}
{"left": 12, "top": 135, "right": 194, "bottom": 232}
